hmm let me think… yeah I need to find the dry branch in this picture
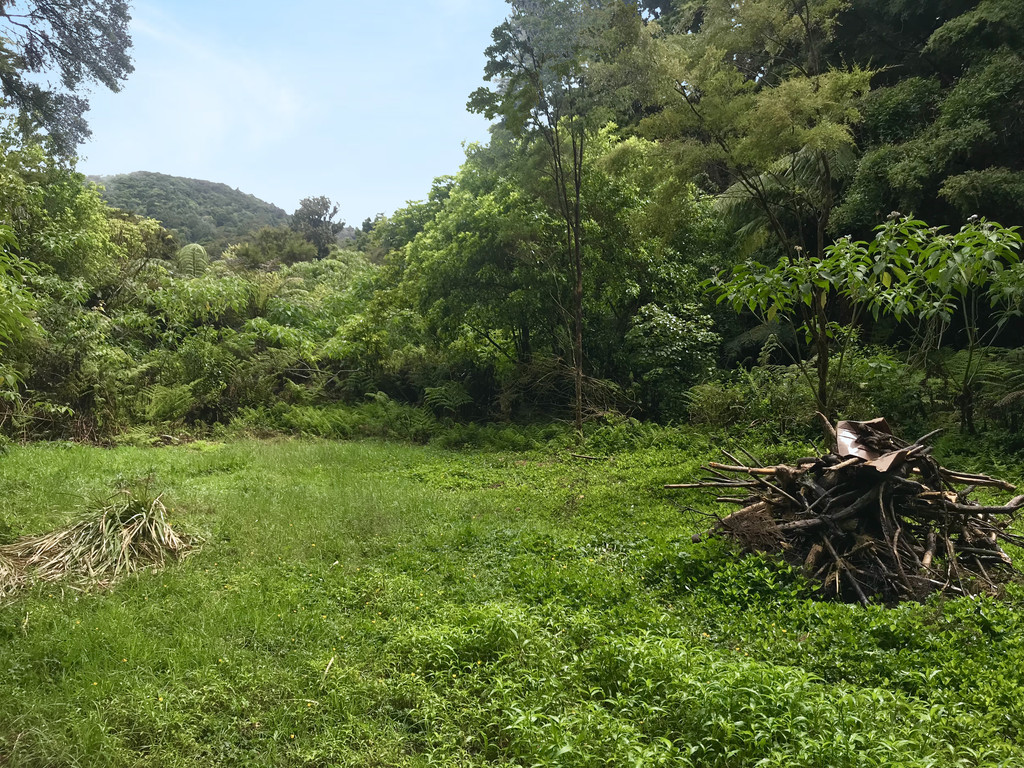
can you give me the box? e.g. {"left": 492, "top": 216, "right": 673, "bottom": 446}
{"left": 667, "top": 418, "right": 1022, "bottom": 604}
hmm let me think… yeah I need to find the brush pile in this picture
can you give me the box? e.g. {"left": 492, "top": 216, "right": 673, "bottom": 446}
{"left": 669, "top": 417, "right": 1024, "bottom": 604}
{"left": 0, "top": 490, "right": 197, "bottom": 598}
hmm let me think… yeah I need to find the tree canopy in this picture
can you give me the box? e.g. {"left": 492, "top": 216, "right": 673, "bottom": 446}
{"left": 0, "top": 0, "right": 1022, "bottom": 443}
{"left": 0, "top": 0, "right": 133, "bottom": 155}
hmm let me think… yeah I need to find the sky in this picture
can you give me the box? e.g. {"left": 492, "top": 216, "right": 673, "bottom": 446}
{"left": 76, "top": 0, "right": 510, "bottom": 224}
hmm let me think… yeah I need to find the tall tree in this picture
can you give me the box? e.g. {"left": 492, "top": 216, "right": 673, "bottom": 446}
{"left": 0, "top": 0, "right": 133, "bottom": 155}
{"left": 290, "top": 196, "right": 344, "bottom": 260}
{"left": 469, "top": 0, "right": 646, "bottom": 431}
{"left": 834, "top": 0, "right": 1024, "bottom": 231}
{"left": 643, "top": 0, "right": 871, "bottom": 414}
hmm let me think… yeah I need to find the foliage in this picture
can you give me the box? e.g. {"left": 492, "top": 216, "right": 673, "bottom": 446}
{"left": 174, "top": 244, "right": 209, "bottom": 278}
{"left": 829, "top": 215, "right": 1023, "bottom": 431}
{"left": 470, "top": 0, "right": 653, "bottom": 431}
{"left": 0, "top": 225, "right": 35, "bottom": 352}
{"left": 835, "top": 0, "right": 1024, "bottom": 231}
{"left": 0, "top": 0, "right": 132, "bottom": 155}
{"left": 94, "top": 172, "right": 289, "bottom": 253}
{"left": 624, "top": 303, "right": 719, "bottom": 419}
{"left": 711, "top": 214, "right": 1023, "bottom": 423}
{"left": 0, "top": 2, "right": 1022, "bottom": 446}
{"left": 290, "top": 195, "right": 344, "bottom": 259}
{"left": 227, "top": 226, "right": 318, "bottom": 269}
{"left": 685, "top": 343, "right": 928, "bottom": 437}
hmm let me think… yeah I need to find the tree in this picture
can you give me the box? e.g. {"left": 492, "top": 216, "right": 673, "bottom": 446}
{"left": 402, "top": 156, "right": 560, "bottom": 369}
{"left": 641, "top": 0, "right": 871, "bottom": 413}
{"left": 834, "top": 0, "right": 1024, "bottom": 231}
{"left": 469, "top": 0, "right": 646, "bottom": 432}
{"left": 0, "top": 0, "right": 133, "bottom": 156}
{"left": 230, "top": 226, "right": 317, "bottom": 269}
{"left": 290, "top": 196, "right": 344, "bottom": 260}
{"left": 713, "top": 214, "right": 1023, "bottom": 428}
{"left": 830, "top": 215, "right": 1024, "bottom": 432}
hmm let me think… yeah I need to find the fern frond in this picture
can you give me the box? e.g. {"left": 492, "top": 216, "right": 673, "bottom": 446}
{"left": 175, "top": 244, "right": 209, "bottom": 278}
{"left": 424, "top": 382, "right": 473, "bottom": 416}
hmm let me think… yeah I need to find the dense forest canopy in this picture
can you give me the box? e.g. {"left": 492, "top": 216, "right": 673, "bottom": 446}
{"left": 0, "top": 0, "right": 1021, "bottom": 445}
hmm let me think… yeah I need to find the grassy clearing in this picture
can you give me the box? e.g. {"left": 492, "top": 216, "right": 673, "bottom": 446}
{"left": 0, "top": 435, "right": 1023, "bottom": 766}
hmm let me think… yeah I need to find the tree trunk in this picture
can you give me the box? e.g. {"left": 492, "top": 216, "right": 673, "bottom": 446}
{"left": 572, "top": 133, "right": 585, "bottom": 436}
{"left": 815, "top": 297, "right": 830, "bottom": 417}
{"left": 573, "top": 229, "right": 584, "bottom": 434}
{"left": 814, "top": 176, "right": 833, "bottom": 417}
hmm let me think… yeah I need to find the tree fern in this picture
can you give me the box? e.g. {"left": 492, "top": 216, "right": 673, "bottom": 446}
{"left": 716, "top": 144, "right": 858, "bottom": 259}
{"left": 175, "top": 244, "right": 209, "bottom": 278}
{"left": 140, "top": 383, "right": 195, "bottom": 423}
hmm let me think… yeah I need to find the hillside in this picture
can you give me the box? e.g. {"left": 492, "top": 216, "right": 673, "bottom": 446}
{"left": 90, "top": 171, "right": 290, "bottom": 252}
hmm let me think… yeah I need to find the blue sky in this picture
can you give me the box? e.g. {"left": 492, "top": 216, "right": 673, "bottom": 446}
{"left": 77, "top": 0, "right": 509, "bottom": 223}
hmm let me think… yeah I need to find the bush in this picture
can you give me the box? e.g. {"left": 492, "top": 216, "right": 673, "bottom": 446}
{"left": 228, "top": 397, "right": 440, "bottom": 444}
{"left": 686, "top": 344, "right": 933, "bottom": 439}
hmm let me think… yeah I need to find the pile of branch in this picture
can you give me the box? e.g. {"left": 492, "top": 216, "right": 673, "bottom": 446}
{"left": 668, "top": 417, "right": 1024, "bottom": 604}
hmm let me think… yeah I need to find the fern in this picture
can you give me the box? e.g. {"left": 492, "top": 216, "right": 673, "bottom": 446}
{"left": 175, "top": 244, "right": 209, "bottom": 278}
{"left": 246, "top": 273, "right": 281, "bottom": 317}
{"left": 982, "top": 348, "right": 1024, "bottom": 413}
{"left": 424, "top": 382, "right": 473, "bottom": 416}
{"left": 140, "top": 383, "right": 194, "bottom": 423}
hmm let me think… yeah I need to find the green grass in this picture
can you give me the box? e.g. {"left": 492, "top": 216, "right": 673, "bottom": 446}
{"left": 0, "top": 435, "right": 1023, "bottom": 766}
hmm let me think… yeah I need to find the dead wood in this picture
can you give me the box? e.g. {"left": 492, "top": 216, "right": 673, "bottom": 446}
{"left": 666, "top": 419, "right": 1023, "bottom": 605}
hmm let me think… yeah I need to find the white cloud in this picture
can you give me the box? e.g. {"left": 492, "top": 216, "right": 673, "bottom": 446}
{"left": 134, "top": 10, "right": 302, "bottom": 157}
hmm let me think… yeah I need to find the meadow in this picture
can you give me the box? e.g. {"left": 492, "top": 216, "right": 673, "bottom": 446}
{"left": 2, "top": 433, "right": 1024, "bottom": 767}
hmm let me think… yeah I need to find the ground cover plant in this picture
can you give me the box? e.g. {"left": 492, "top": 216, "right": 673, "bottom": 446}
{"left": 1, "top": 435, "right": 1023, "bottom": 766}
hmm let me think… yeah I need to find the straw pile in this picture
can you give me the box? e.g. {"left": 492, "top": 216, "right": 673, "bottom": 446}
{"left": 0, "top": 490, "right": 197, "bottom": 598}
{"left": 668, "top": 416, "right": 1024, "bottom": 604}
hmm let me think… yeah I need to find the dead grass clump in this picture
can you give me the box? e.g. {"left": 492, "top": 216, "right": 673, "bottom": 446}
{"left": 0, "top": 552, "right": 23, "bottom": 597}
{"left": 0, "top": 490, "right": 197, "bottom": 597}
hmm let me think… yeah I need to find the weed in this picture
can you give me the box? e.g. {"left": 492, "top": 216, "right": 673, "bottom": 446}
{"left": 0, "top": 437, "right": 1021, "bottom": 766}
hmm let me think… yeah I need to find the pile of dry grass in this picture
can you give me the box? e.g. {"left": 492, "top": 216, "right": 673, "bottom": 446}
{"left": 0, "top": 490, "right": 197, "bottom": 598}
{"left": 0, "top": 552, "right": 23, "bottom": 596}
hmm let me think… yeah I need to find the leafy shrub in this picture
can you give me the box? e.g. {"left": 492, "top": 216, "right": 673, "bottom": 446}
{"left": 228, "top": 398, "right": 440, "bottom": 444}
{"left": 685, "top": 365, "right": 817, "bottom": 437}
{"left": 624, "top": 303, "right": 720, "bottom": 420}
{"left": 647, "top": 539, "right": 814, "bottom": 607}
{"left": 686, "top": 344, "right": 934, "bottom": 439}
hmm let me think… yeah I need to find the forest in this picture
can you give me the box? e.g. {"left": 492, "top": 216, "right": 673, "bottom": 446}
{"left": 2, "top": 1, "right": 1024, "bottom": 766}
{"left": 90, "top": 172, "right": 292, "bottom": 255}
{"left": 0, "top": 0, "right": 1021, "bottom": 447}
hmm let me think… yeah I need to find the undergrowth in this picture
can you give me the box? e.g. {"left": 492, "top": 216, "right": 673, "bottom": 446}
{"left": 0, "top": 437, "right": 1021, "bottom": 766}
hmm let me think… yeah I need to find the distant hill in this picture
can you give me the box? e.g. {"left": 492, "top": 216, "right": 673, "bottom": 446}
{"left": 89, "top": 172, "right": 290, "bottom": 253}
